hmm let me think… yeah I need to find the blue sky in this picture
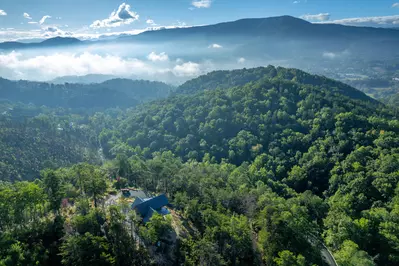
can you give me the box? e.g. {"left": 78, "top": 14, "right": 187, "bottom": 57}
{"left": 0, "top": 0, "right": 399, "bottom": 41}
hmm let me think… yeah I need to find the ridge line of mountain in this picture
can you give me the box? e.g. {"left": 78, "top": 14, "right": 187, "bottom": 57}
{"left": 2, "top": 15, "right": 399, "bottom": 50}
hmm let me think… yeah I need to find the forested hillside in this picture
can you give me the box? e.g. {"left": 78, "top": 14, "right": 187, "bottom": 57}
{"left": 1, "top": 66, "right": 399, "bottom": 265}
{"left": 98, "top": 67, "right": 399, "bottom": 264}
{"left": 0, "top": 78, "right": 173, "bottom": 181}
{"left": 0, "top": 102, "right": 101, "bottom": 182}
{"left": 107, "top": 66, "right": 386, "bottom": 168}
{"left": 0, "top": 78, "right": 173, "bottom": 110}
{"left": 176, "top": 66, "right": 375, "bottom": 103}
{"left": 384, "top": 93, "right": 399, "bottom": 108}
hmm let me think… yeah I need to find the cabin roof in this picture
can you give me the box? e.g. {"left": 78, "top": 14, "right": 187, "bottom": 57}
{"left": 133, "top": 194, "right": 169, "bottom": 217}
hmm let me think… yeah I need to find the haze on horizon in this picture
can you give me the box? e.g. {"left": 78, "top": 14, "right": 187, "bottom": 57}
{"left": 0, "top": 0, "right": 399, "bottom": 83}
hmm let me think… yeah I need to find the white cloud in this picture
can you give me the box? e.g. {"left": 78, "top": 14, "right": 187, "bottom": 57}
{"left": 147, "top": 52, "right": 169, "bottom": 62}
{"left": 39, "top": 15, "right": 51, "bottom": 25}
{"left": 0, "top": 29, "right": 41, "bottom": 42}
{"left": 42, "top": 26, "right": 72, "bottom": 38}
{"left": 0, "top": 51, "right": 153, "bottom": 80}
{"left": 238, "top": 57, "right": 246, "bottom": 64}
{"left": 146, "top": 19, "right": 156, "bottom": 26}
{"left": 192, "top": 0, "right": 212, "bottom": 8}
{"left": 173, "top": 62, "right": 201, "bottom": 77}
{"left": 44, "top": 26, "right": 59, "bottom": 33}
{"left": 0, "top": 51, "right": 214, "bottom": 83}
{"left": 208, "top": 43, "right": 223, "bottom": 49}
{"left": 393, "top": 3, "right": 399, "bottom": 8}
{"left": 90, "top": 3, "right": 139, "bottom": 28}
{"left": 175, "top": 20, "right": 187, "bottom": 27}
{"left": 323, "top": 52, "right": 337, "bottom": 59}
{"left": 322, "top": 15, "right": 399, "bottom": 26}
{"left": 23, "top": 13, "right": 32, "bottom": 19}
{"left": 0, "top": 10, "right": 6, "bottom": 16}
{"left": 301, "top": 13, "right": 330, "bottom": 22}
{"left": 0, "top": 26, "right": 72, "bottom": 42}
{"left": 28, "top": 21, "right": 38, "bottom": 24}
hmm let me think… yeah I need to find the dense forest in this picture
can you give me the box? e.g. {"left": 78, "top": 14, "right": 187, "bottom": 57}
{"left": 0, "top": 101, "right": 103, "bottom": 182}
{"left": 0, "top": 78, "right": 173, "bottom": 110}
{"left": 1, "top": 66, "right": 399, "bottom": 265}
{"left": 383, "top": 93, "right": 399, "bottom": 109}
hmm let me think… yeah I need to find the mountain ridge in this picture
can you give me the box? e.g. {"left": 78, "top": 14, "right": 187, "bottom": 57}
{"left": 2, "top": 15, "right": 399, "bottom": 50}
{"left": 50, "top": 74, "right": 120, "bottom": 84}
{"left": 107, "top": 66, "right": 391, "bottom": 167}
{"left": 0, "top": 36, "right": 82, "bottom": 50}
{"left": 176, "top": 66, "right": 378, "bottom": 103}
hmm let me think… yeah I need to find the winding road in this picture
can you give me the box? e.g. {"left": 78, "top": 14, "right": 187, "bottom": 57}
{"left": 320, "top": 243, "right": 338, "bottom": 266}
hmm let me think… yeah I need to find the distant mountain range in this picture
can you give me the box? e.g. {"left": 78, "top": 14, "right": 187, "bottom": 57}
{"left": 1, "top": 16, "right": 399, "bottom": 58}
{"left": 0, "top": 36, "right": 81, "bottom": 50}
{"left": 2, "top": 15, "right": 399, "bottom": 89}
{"left": 127, "top": 16, "right": 399, "bottom": 43}
{"left": 50, "top": 74, "right": 120, "bottom": 84}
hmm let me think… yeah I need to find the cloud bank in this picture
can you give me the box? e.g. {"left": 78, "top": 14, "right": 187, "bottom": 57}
{"left": 324, "top": 15, "right": 399, "bottom": 26}
{"left": 301, "top": 13, "right": 330, "bottom": 22}
{"left": 0, "top": 51, "right": 213, "bottom": 82}
{"left": 90, "top": 3, "right": 139, "bottom": 28}
{"left": 42, "top": 26, "right": 72, "bottom": 38}
{"left": 0, "top": 51, "right": 151, "bottom": 80}
{"left": 147, "top": 52, "right": 169, "bottom": 62}
{"left": 173, "top": 62, "right": 201, "bottom": 77}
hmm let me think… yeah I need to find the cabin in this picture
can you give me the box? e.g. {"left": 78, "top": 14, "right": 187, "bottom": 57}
{"left": 131, "top": 194, "right": 169, "bottom": 223}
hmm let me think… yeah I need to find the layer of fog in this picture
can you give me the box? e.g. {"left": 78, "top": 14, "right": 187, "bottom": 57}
{"left": 0, "top": 40, "right": 353, "bottom": 84}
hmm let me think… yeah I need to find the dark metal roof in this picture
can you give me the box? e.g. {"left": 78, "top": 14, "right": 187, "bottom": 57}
{"left": 133, "top": 194, "right": 169, "bottom": 217}
{"left": 131, "top": 197, "right": 144, "bottom": 209}
{"left": 143, "top": 208, "right": 156, "bottom": 223}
